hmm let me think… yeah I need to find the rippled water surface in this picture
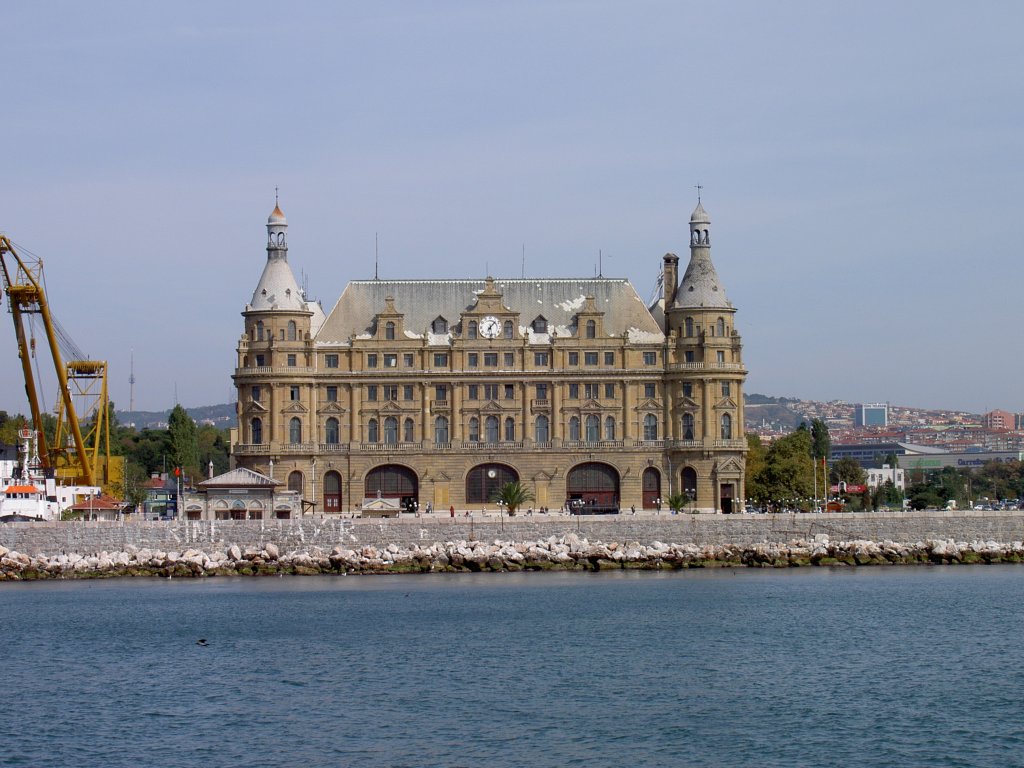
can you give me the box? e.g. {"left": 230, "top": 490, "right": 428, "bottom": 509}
{"left": 3, "top": 567, "right": 1024, "bottom": 767}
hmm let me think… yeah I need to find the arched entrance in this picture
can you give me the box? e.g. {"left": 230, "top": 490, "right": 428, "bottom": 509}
{"left": 681, "top": 467, "right": 698, "bottom": 503}
{"left": 566, "top": 462, "right": 620, "bottom": 512}
{"left": 466, "top": 463, "right": 519, "bottom": 504}
{"left": 323, "top": 470, "right": 342, "bottom": 515}
{"left": 642, "top": 467, "right": 661, "bottom": 510}
{"left": 365, "top": 464, "right": 418, "bottom": 511}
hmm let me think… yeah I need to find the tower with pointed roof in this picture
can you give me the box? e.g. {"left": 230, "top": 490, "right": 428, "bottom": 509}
{"left": 662, "top": 201, "right": 748, "bottom": 512}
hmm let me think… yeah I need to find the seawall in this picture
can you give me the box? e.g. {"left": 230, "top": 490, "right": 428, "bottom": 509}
{"left": 3, "top": 510, "right": 1024, "bottom": 556}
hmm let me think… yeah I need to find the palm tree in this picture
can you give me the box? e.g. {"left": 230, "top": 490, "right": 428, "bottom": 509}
{"left": 491, "top": 481, "right": 534, "bottom": 516}
{"left": 666, "top": 492, "right": 690, "bottom": 514}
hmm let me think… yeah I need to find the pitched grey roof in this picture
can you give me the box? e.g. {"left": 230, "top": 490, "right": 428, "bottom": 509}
{"left": 247, "top": 255, "right": 311, "bottom": 313}
{"left": 315, "top": 278, "right": 665, "bottom": 345}
{"left": 199, "top": 467, "right": 279, "bottom": 488}
{"left": 673, "top": 252, "right": 732, "bottom": 310}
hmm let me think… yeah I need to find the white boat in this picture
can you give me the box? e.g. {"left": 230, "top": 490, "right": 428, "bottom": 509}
{"left": 0, "top": 428, "right": 99, "bottom": 522}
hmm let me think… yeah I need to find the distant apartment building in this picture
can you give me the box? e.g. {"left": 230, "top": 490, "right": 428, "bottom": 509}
{"left": 854, "top": 403, "right": 888, "bottom": 428}
{"left": 865, "top": 465, "right": 905, "bottom": 491}
{"left": 982, "top": 409, "right": 1015, "bottom": 431}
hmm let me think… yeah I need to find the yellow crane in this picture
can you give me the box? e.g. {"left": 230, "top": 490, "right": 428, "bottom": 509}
{"left": 0, "top": 234, "right": 114, "bottom": 488}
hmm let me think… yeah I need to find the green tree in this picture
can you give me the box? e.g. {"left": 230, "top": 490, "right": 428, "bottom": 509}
{"left": 831, "top": 457, "right": 866, "bottom": 486}
{"left": 809, "top": 418, "right": 831, "bottom": 460}
{"left": 112, "top": 461, "right": 149, "bottom": 512}
{"left": 168, "top": 405, "right": 199, "bottom": 481}
{"left": 197, "top": 424, "right": 230, "bottom": 478}
{"left": 745, "top": 433, "right": 767, "bottom": 504}
{"left": 751, "top": 427, "right": 815, "bottom": 511}
{"left": 666, "top": 492, "right": 691, "bottom": 513}
{"left": 491, "top": 481, "right": 534, "bottom": 516}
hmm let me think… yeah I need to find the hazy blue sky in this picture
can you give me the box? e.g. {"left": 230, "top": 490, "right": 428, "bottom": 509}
{"left": 2, "top": 1, "right": 1022, "bottom": 416}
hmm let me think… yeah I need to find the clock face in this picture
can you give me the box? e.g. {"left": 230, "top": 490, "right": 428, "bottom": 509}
{"left": 480, "top": 315, "right": 501, "bottom": 338}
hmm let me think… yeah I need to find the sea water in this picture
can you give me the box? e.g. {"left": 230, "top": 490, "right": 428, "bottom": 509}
{"left": 2, "top": 567, "right": 1023, "bottom": 767}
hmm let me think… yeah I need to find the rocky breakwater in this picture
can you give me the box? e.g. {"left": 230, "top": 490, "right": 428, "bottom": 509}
{"left": 2, "top": 535, "right": 1024, "bottom": 580}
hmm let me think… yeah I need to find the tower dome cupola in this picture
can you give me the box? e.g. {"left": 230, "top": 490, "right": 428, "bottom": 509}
{"left": 267, "top": 197, "right": 288, "bottom": 257}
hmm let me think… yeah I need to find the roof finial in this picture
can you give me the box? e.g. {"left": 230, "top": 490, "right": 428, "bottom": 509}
{"left": 695, "top": 183, "right": 703, "bottom": 204}
{"left": 275, "top": 185, "right": 279, "bottom": 205}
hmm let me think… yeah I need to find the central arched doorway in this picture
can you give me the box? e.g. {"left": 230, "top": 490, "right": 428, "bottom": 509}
{"left": 466, "top": 463, "right": 519, "bottom": 505}
{"left": 365, "top": 464, "right": 419, "bottom": 511}
{"left": 681, "top": 467, "right": 698, "bottom": 504}
{"left": 642, "top": 466, "right": 661, "bottom": 509}
{"left": 566, "top": 462, "right": 620, "bottom": 512}
{"left": 323, "top": 470, "right": 342, "bottom": 515}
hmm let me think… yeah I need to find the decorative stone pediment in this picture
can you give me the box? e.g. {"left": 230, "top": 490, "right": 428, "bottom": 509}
{"left": 582, "top": 398, "right": 602, "bottom": 410}
{"left": 714, "top": 397, "right": 739, "bottom": 409}
{"left": 677, "top": 396, "right": 699, "bottom": 409}
{"left": 715, "top": 456, "right": 744, "bottom": 474}
{"left": 317, "top": 402, "right": 347, "bottom": 415}
{"left": 481, "top": 400, "right": 503, "bottom": 412}
{"left": 532, "top": 469, "right": 554, "bottom": 481}
{"left": 379, "top": 401, "right": 407, "bottom": 414}
{"left": 282, "top": 402, "right": 308, "bottom": 414}
{"left": 241, "top": 400, "right": 268, "bottom": 416}
{"left": 635, "top": 398, "right": 661, "bottom": 411}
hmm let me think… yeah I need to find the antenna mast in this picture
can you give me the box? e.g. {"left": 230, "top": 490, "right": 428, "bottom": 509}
{"left": 374, "top": 232, "right": 379, "bottom": 280}
{"left": 129, "top": 349, "right": 135, "bottom": 412}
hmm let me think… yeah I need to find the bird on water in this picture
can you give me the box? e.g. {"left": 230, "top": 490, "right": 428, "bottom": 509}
{"left": 196, "top": 639, "right": 208, "bottom": 646}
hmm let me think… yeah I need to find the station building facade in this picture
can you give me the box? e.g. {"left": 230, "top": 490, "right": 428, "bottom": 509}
{"left": 230, "top": 201, "right": 748, "bottom": 515}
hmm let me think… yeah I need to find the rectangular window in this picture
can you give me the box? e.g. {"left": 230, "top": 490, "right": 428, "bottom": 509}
{"left": 717, "top": 350, "right": 726, "bottom": 363}
{"left": 251, "top": 386, "right": 261, "bottom": 402}
{"left": 287, "top": 354, "right": 297, "bottom": 367}
{"left": 468, "top": 385, "right": 479, "bottom": 400}
{"left": 325, "top": 354, "right": 339, "bottom": 369}
{"left": 684, "top": 351, "right": 694, "bottom": 363}
{"left": 584, "top": 383, "right": 599, "bottom": 399}
{"left": 568, "top": 352, "right": 579, "bottom": 366}
{"left": 254, "top": 354, "right": 265, "bottom": 367}
{"left": 468, "top": 353, "right": 479, "bottom": 368}
{"left": 326, "top": 386, "right": 338, "bottom": 402}
{"left": 536, "top": 383, "right": 548, "bottom": 400}
{"left": 484, "top": 384, "right": 499, "bottom": 400}
{"left": 384, "top": 354, "right": 397, "bottom": 368}
{"left": 504, "top": 384, "right": 515, "bottom": 400}
{"left": 435, "top": 385, "right": 447, "bottom": 400}
{"left": 604, "top": 383, "right": 615, "bottom": 399}
{"left": 644, "top": 383, "right": 656, "bottom": 398}
{"left": 384, "top": 385, "right": 398, "bottom": 401}
{"left": 484, "top": 353, "right": 498, "bottom": 367}
{"left": 722, "top": 381, "right": 731, "bottom": 397}
{"left": 503, "top": 352, "right": 515, "bottom": 368}
{"left": 534, "top": 351, "right": 549, "bottom": 366}
{"left": 604, "top": 351, "right": 615, "bottom": 366}
{"left": 404, "top": 385, "right": 414, "bottom": 401}
{"left": 366, "top": 385, "right": 377, "bottom": 402}
{"left": 366, "top": 354, "right": 378, "bottom": 368}
{"left": 568, "top": 383, "right": 579, "bottom": 399}
{"left": 403, "top": 353, "right": 414, "bottom": 368}
{"left": 584, "top": 352, "right": 598, "bottom": 366}
{"left": 434, "top": 352, "right": 449, "bottom": 367}
{"left": 643, "top": 351, "right": 657, "bottom": 365}
{"left": 682, "top": 383, "right": 693, "bottom": 398}
{"left": 290, "top": 386, "right": 300, "bottom": 401}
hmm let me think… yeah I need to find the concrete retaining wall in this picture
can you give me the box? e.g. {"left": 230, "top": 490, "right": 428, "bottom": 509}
{"left": 3, "top": 511, "right": 1024, "bottom": 557}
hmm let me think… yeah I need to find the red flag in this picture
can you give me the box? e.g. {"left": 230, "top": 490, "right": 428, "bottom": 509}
{"left": 174, "top": 467, "right": 181, "bottom": 477}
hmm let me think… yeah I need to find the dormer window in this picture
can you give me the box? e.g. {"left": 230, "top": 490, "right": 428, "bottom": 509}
{"left": 585, "top": 319, "right": 596, "bottom": 339}
{"left": 468, "top": 320, "right": 478, "bottom": 339}
{"left": 503, "top": 320, "right": 514, "bottom": 339}
{"left": 532, "top": 316, "right": 547, "bottom": 334}
{"left": 432, "top": 316, "right": 448, "bottom": 334}
{"left": 385, "top": 321, "right": 395, "bottom": 341}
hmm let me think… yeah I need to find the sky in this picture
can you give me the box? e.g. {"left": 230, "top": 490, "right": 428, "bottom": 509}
{"left": 2, "top": 1, "right": 1022, "bottom": 417}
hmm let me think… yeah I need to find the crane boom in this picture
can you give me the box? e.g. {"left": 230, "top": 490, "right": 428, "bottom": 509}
{"left": 0, "top": 235, "right": 96, "bottom": 486}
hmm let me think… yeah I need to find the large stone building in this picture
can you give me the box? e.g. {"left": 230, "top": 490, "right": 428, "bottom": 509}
{"left": 230, "top": 200, "right": 748, "bottom": 515}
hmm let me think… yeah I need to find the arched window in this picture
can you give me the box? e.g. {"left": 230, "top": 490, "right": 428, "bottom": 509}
{"left": 585, "top": 319, "right": 596, "bottom": 339}
{"left": 682, "top": 413, "right": 695, "bottom": 441}
{"left": 325, "top": 417, "right": 339, "bottom": 444}
{"left": 535, "top": 414, "right": 549, "bottom": 443}
{"left": 503, "top": 320, "right": 513, "bottom": 339}
{"left": 289, "top": 417, "right": 302, "bottom": 444}
{"left": 368, "top": 418, "right": 379, "bottom": 443}
{"left": 403, "top": 418, "right": 415, "bottom": 443}
{"left": 466, "top": 464, "right": 519, "bottom": 504}
{"left": 288, "top": 471, "right": 303, "bottom": 494}
{"left": 288, "top": 320, "right": 297, "bottom": 341}
{"left": 434, "top": 416, "right": 449, "bottom": 444}
{"left": 432, "top": 316, "right": 448, "bottom": 334}
{"left": 643, "top": 414, "right": 658, "bottom": 440}
{"left": 468, "top": 320, "right": 478, "bottom": 339}
{"left": 721, "top": 413, "right": 732, "bottom": 440}
{"left": 604, "top": 416, "right": 616, "bottom": 440}
{"left": 504, "top": 417, "right": 515, "bottom": 442}
{"left": 569, "top": 416, "right": 581, "bottom": 441}
{"left": 485, "top": 415, "right": 499, "bottom": 444}
{"left": 256, "top": 321, "right": 265, "bottom": 341}
{"left": 468, "top": 417, "right": 480, "bottom": 442}
{"left": 385, "top": 321, "right": 395, "bottom": 340}
{"left": 585, "top": 414, "right": 600, "bottom": 442}
{"left": 684, "top": 317, "right": 693, "bottom": 337}
{"left": 324, "top": 470, "right": 342, "bottom": 514}
{"left": 384, "top": 416, "right": 398, "bottom": 444}
{"left": 682, "top": 467, "right": 698, "bottom": 497}
{"left": 717, "top": 317, "right": 725, "bottom": 337}
{"left": 251, "top": 417, "right": 263, "bottom": 445}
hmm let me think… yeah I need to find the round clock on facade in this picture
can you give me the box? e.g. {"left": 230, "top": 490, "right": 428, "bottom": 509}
{"left": 479, "top": 315, "right": 501, "bottom": 338}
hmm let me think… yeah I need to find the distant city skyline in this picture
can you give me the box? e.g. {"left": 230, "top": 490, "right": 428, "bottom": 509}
{"left": 2, "top": 1, "right": 1022, "bottom": 416}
